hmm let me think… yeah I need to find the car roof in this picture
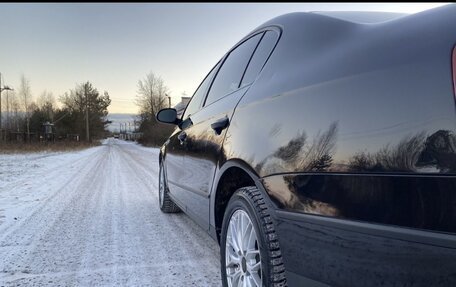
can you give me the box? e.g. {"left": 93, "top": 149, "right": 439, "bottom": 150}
{"left": 310, "top": 11, "right": 407, "bottom": 24}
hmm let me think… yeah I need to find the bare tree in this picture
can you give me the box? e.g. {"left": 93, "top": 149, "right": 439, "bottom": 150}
{"left": 135, "top": 71, "right": 169, "bottom": 118}
{"left": 37, "top": 90, "right": 56, "bottom": 122}
{"left": 3, "top": 90, "right": 10, "bottom": 130}
{"left": 37, "top": 90, "right": 55, "bottom": 108}
{"left": 9, "top": 91, "right": 20, "bottom": 131}
{"left": 19, "top": 75, "right": 33, "bottom": 141}
{"left": 134, "top": 72, "right": 174, "bottom": 146}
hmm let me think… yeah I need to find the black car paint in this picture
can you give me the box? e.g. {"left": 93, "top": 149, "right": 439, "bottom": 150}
{"left": 160, "top": 5, "right": 456, "bottom": 287}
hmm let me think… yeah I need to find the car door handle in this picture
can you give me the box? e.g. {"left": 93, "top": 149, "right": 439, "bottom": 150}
{"left": 178, "top": 131, "right": 187, "bottom": 144}
{"left": 211, "top": 116, "right": 230, "bottom": 135}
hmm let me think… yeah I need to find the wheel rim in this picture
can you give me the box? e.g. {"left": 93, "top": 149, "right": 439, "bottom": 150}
{"left": 225, "top": 209, "right": 262, "bottom": 287}
{"left": 159, "top": 164, "right": 165, "bottom": 207}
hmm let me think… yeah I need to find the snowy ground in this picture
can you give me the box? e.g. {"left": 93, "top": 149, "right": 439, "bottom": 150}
{"left": 0, "top": 138, "right": 221, "bottom": 286}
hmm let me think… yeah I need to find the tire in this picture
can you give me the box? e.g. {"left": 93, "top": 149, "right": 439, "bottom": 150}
{"left": 158, "top": 161, "right": 181, "bottom": 213}
{"left": 220, "top": 186, "right": 287, "bottom": 287}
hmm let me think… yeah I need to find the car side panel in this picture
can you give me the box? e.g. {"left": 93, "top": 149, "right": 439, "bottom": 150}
{"left": 262, "top": 173, "right": 456, "bottom": 287}
{"left": 275, "top": 211, "right": 456, "bottom": 287}
{"left": 224, "top": 57, "right": 456, "bottom": 177}
{"left": 262, "top": 174, "right": 456, "bottom": 233}
{"left": 222, "top": 5, "right": 456, "bottom": 188}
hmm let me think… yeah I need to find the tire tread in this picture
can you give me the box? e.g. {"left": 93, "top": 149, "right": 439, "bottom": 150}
{"left": 160, "top": 191, "right": 181, "bottom": 213}
{"left": 159, "top": 163, "right": 181, "bottom": 213}
{"left": 236, "top": 186, "right": 287, "bottom": 286}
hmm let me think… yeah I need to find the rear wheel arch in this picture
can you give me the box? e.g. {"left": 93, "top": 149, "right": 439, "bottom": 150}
{"left": 213, "top": 160, "right": 272, "bottom": 243}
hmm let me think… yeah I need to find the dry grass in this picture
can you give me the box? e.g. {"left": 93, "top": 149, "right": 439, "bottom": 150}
{"left": 0, "top": 141, "right": 101, "bottom": 154}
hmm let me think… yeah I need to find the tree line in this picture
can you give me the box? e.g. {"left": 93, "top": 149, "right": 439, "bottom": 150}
{"left": 1, "top": 75, "right": 111, "bottom": 142}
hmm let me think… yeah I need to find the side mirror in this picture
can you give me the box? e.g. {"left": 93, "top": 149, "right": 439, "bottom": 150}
{"left": 156, "top": 108, "right": 181, "bottom": 125}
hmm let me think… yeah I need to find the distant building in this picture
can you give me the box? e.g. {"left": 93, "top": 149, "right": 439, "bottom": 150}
{"left": 174, "top": 96, "right": 191, "bottom": 118}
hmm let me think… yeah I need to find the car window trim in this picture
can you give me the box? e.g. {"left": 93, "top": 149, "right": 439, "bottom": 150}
{"left": 202, "top": 82, "right": 253, "bottom": 110}
{"left": 238, "top": 32, "right": 266, "bottom": 89}
{"left": 240, "top": 29, "right": 282, "bottom": 88}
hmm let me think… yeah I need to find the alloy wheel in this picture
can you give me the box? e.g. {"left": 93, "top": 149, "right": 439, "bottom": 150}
{"left": 225, "top": 209, "right": 262, "bottom": 287}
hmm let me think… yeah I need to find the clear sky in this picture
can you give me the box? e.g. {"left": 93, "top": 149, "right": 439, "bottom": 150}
{"left": 0, "top": 3, "right": 449, "bottom": 114}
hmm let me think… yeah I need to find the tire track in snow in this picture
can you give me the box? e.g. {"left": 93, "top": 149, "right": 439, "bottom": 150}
{"left": 111, "top": 140, "right": 221, "bottom": 285}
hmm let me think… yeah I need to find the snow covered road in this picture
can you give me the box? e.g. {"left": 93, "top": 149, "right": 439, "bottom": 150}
{"left": 0, "top": 139, "right": 221, "bottom": 286}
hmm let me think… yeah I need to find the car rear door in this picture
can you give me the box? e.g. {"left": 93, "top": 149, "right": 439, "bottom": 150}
{"left": 178, "top": 30, "right": 280, "bottom": 229}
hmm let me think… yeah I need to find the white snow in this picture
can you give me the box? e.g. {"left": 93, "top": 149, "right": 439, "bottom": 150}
{"left": 0, "top": 138, "right": 221, "bottom": 286}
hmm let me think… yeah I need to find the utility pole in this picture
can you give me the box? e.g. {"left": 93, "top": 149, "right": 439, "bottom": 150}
{"left": 120, "top": 123, "right": 123, "bottom": 139}
{"left": 85, "top": 84, "right": 90, "bottom": 142}
{"left": 0, "top": 73, "right": 14, "bottom": 141}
